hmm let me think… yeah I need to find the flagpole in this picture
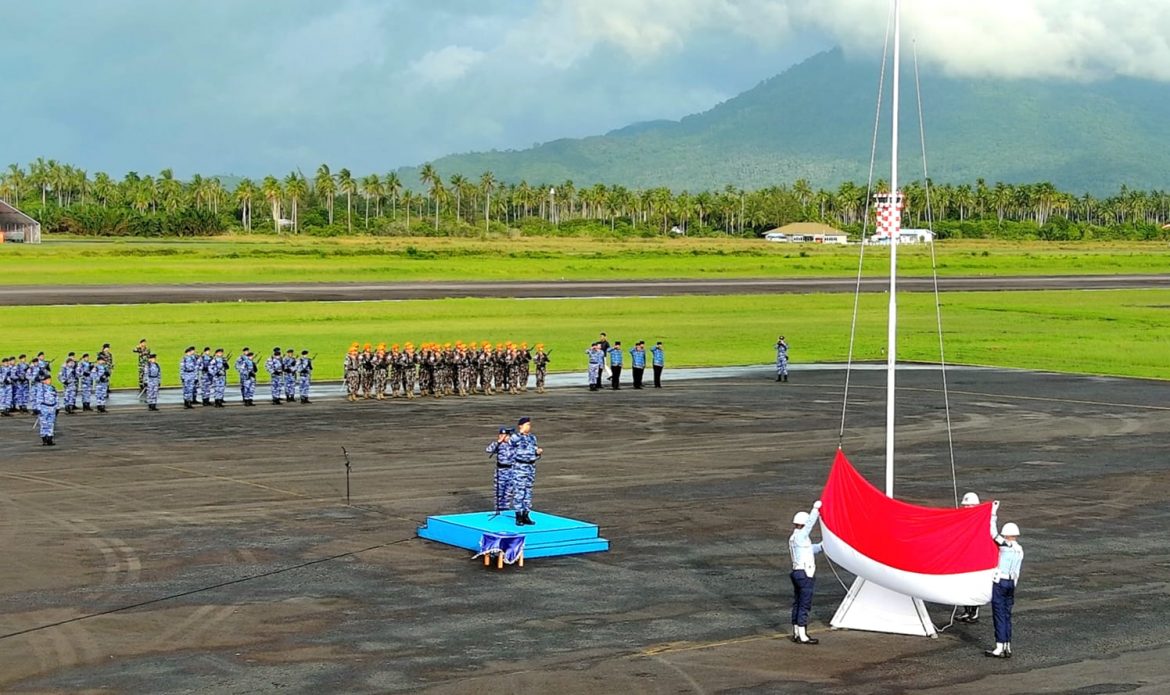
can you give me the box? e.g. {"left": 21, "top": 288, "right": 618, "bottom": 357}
{"left": 886, "top": 0, "right": 901, "bottom": 499}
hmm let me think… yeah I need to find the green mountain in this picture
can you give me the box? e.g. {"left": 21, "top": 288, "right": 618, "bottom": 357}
{"left": 404, "top": 49, "right": 1170, "bottom": 195}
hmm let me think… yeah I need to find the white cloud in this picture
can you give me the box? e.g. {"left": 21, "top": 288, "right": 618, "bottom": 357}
{"left": 409, "top": 45, "right": 487, "bottom": 84}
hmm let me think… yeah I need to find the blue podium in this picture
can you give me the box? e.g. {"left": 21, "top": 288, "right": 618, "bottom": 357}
{"left": 418, "top": 510, "right": 610, "bottom": 559}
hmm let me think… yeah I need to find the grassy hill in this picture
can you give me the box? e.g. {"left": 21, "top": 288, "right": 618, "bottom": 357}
{"left": 403, "top": 49, "right": 1170, "bottom": 195}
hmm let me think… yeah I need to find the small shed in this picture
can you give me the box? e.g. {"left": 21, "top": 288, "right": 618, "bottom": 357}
{"left": 0, "top": 200, "right": 41, "bottom": 243}
{"left": 763, "top": 222, "right": 848, "bottom": 244}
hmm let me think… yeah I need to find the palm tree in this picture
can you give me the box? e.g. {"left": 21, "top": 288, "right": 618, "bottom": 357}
{"left": 1, "top": 164, "right": 27, "bottom": 206}
{"left": 449, "top": 173, "right": 467, "bottom": 223}
{"left": 479, "top": 171, "right": 496, "bottom": 232}
{"left": 285, "top": 172, "right": 308, "bottom": 232}
{"left": 337, "top": 168, "right": 356, "bottom": 233}
{"left": 261, "top": 175, "right": 283, "bottom": 233}
{"left": 361, "top": 174, "right": 383, "bottom": 229}
{"left": 401, "top": 190, "right": 415, "bottom": 228}
{"left": 419, "top": 163, "right": 443, "bottom": 231}
{"left": 234, "top": 178, "right": 258, "bottom": 232}
{"left": 384, "top": 172, "right": 402, "bottom": 219}
{"left": 315, "top": 164, "right": 336, "bottom": 225}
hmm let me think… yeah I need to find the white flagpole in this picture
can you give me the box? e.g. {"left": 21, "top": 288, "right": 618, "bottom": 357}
{"left": 885, "top": 0, "right": 901, "bottom": 499}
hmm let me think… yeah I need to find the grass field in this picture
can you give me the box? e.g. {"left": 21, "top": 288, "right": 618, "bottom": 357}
{"left": 3, "top": 289, "right": 1167, "bottom": 387}
{"left": 0, "top": 237, "right": 1167, "bottom": 285}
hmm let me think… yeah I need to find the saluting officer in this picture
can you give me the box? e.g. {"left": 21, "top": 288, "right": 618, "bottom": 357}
{"left": 651, "top": 341, "right": 665, "bottom": 388}
{"left": 509, "top": 417, "right": 543, "bottom": 526}
{"left": 789, "top": 500, "right": 823, "bottom": 645}
{"left": 608, "top": 341, "right": 624, "bottom": 390}
{"left": 776, "top": 336, "right": 789, "bottom": 382}
{"left": 486, "top": 426, "right": 516, "bottom": 512}
{"left": 986, "top": 501, "right": 1023, "bottom": 659}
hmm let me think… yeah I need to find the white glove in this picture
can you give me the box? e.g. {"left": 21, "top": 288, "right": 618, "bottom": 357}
{"left": 813, "top": 500, "right": 822, "bottom": 510}
{"left": 992, "top": 500, "right": 1000, "bottom": 511}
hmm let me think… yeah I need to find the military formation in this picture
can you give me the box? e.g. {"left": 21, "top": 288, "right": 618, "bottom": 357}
{"left": 1, "top": 346, "right": 115, "bottom": 446}
{"left": 342, "top": 341, "right": 551, "bottom": 401}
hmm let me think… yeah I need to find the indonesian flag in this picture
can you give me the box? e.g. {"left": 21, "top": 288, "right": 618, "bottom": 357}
{"left": 819, "top": 450, "right": 998, "bottom": 605}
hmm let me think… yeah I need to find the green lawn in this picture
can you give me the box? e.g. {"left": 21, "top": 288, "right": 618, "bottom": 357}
{"left": 4, "top": 289, "right": 1168, "bottom": 387}
{"left": 0, "top": 237, "right": 1167, "bottom": 285}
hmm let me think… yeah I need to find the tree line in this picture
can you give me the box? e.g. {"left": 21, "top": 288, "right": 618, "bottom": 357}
{"left": 2, "top": 158, "right": 1168, "bottom": 240}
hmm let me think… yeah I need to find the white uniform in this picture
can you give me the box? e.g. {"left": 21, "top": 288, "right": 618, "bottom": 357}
{"left": 788, "top": 508, "right": 822, "bottom": 576}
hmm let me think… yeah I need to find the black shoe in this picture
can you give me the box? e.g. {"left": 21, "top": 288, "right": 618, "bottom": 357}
{"left": 202, "top": 398, "right": 211, "bottom": 406}
{"left": 301, "top": 397, "right": 311, "bottom": 404}
{"left": 183, "top": 400, "right": 193, "bottom": 409}
{"left": 272, "top": 398, "right": 282, "bottom": 405}
{"left": 31, "top": 409, "right": 39, "bottom": 415}
{"left": 0, "top": 410, "right": 8, "bottom": 417}
{"left": 148, "top": 403, "right": 158, "bottom": 411}
{"left": 46, "top": 436, "right": 55, "bottom": 446}
{"left": 83, "top": 403, "right": 92, "bottom": 411}
{"left": 984, "top": 650, "right": 1008, "bottom": 658}
{"left": 515, "top": 514, "right": 525, "bottom": 527}
{"left": 19, "top": 406, "right": 27, "bottom": 413}
{"left": 520, "top": 511, "right": 536, "bottom": 526}
{"left": 97, "top": 405, "right": 106, "bottom": 413}
{"left": 64, "top": 405, "right": 73, "bottom": 415}
{"left": 797, "top": 637, "right": 819, "bottom": 645}
{"left": 215, "top": 399, "right": 224, "bottom": 407}
{"left": 245, "top": 399, "right": 255, "bottom": 406}
{"left": 285, "top": 396, "right": 295, "bottom": 403}
{"left": 777, "top": 375, "right": 783, "bottom": 382}
{"left": 783, "top": 375, "right": 788, "bottom": 382}
{"left": 41, "top": 436, "right": 48, "bottom": 445}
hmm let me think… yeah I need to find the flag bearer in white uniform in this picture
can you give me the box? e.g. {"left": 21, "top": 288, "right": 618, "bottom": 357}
{"left": 986, "top": 500, "right": 1023, "bottom": 658}
{"left": 788, "top": 500, "right": 823, "bottom": 645}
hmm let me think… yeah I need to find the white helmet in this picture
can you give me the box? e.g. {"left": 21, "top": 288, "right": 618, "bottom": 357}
{"left": 1001, "top": 522, "right": 1020, "bottom": 537}
{"left": 960, "top": 492, "right": 980, "bottom": 506}
{"left": 792, "top": 511, "right": 810, "bottom": 526}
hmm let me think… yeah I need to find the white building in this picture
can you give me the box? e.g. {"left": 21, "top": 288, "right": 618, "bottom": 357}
{"left": 0, "top": 200, "right": 41, "bottom": 243}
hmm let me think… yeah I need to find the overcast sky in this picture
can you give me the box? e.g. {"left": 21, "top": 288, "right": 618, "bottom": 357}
{"left": 5, "top": 0, "right": 1169, "bottom": 178}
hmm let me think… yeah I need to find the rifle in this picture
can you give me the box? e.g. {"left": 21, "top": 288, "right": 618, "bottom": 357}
{"left": 341, "top": 447, "right": 352, "bottom": 505}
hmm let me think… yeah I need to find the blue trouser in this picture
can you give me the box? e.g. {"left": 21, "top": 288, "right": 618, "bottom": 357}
{"left": 240, "top": 378, "right": 255, "bottom": 400}
{"left": 63, "top": 383, "right": 77, "bottom": 406}
{"left": 200, "top": 374, "right": 211, "bottom": 401}
{"left": 494, "top": 465, "right": 514, "bottom": 511}
{"left": 587, "top": 363, "right": 600, "bottom": 386}
{"left": 297, "top": 375, "right": 311, "bottom": 399}
{"left": 790, "top": 570, "right": 815, "bottom": 627}
{"left": 270, "top": 378, "right": 281, "bottom": 400}
{"left": 213, "top": 376, "right": 226, "bottom": 400}
{"left": 511, "top": 463, "right": 535, "bottom": 512}
{"left": 15, "top": 382, "right": 28, "bottom": 407}
{"left": 991, "top": 579, "right": 1015, "bottom": 643}
{"left": 39, "top": 409, "right": 56, "bottom": 436}
{"left": 284, "top": 374, "right": 296, "bottom": 399}
{"left": 182, "top": 377, "right": 197, "bottom": 402}
{"left": 146, "top": 380, "right": 160, "bottom": 405}
{"left": 81, "top": 379, "right": 92, "bottom": 404}
{"left": 95, "top": 382, "right": 109, "bottom": 405}
{"left": 777, "top": 356, "right": 788, "bottom": 376}
{"left": 1, "top": 385, "right": 12, "bottom": 410}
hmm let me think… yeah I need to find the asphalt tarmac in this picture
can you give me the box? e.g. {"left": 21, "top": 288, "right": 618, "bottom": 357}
{"left": 2, "top": 274, "right": 1168, "bottom": 305}
{"left": 1, "top": 368, "right": 1168, "bottom": 693}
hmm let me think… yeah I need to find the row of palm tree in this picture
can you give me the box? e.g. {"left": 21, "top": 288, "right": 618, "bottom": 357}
{"left": 3, "top": 159, "right": 1169, "bottom": 236}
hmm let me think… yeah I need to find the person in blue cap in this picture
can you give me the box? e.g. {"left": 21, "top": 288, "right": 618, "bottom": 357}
{"left": 144, "top": 353, "right": 162, "bottom": 411}
{"left": 486, "top": 426, "right": 516, "bottom": 512}
{"left": 509, "top": 416, "right": 543, "bottom": 526}
{"left": 38, "top": 372, "right": 58, "bottom": 446}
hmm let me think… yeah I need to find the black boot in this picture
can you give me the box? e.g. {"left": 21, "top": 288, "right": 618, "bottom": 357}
{"left": 65, "top": 404, "right": 73, "bottom": 415}
{"left": 520, "top": 511, "right": 536, "bottom": 526}
{"left": 515, "top": 512, "right": 525, "bottom": 527}
{"left": 245, "top": 399, "right": 254, "bottom": 407}
{"left": 148, "top": 403, "right": 158, "bottom": 411}
{"left": 272, "top": 397, "right": 282, "bottom": 405}
{"left": 83, "top": 403, "right": 92, "bottom": 411}
{"left": 46, "top": 436, "right": 55, "bottom": 446}
{"left": 300, "top": 397, "right": 310, "bottom": 404}
{"left": 183, "top": 400, "right": 193, "bottom": 409}
{"left": 215, "top": 399, "right": 224, "bottom": 407}
{"left": 1, "top": 410, "right": 8, "bottom": 417}
{"left": 41, "top": 436, "right": 48, "bottom": 445}
{"left": 97, "top": 405, "right": 106, "bottom": 413}
{"left": 783, "top": 374, "right": 788, "bottom": 382}
{"left": 286, "top": 395, "right": 295, "bottom": 403}
{"left": 202, "top": 398, "right": 211, "bottom": 406}
{"left": 777, "top": 375, "right": 782, "bottom": 382}
{"left": 19, "top": 406, "right": 27, "bottom": 413}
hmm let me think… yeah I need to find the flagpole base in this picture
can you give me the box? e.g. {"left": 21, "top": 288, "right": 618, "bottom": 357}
{"left": 830, "top": 577, "right": 938, "bottom": 638}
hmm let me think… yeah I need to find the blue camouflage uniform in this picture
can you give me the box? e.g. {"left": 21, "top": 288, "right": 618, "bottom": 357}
{"left": 77, "top": 357, "right": 93, "bottom": 409}
{"left": 92, "top": 362, "right": 111, "bottom": 409}
{"left": 145, "top": 361, "right": 162, "bottom": 406}
{"left": 180, "top": 352, "right": 200, "bottom": 404}
{"left": 282, "top": 353, "right": 297, "bottom": 401}
{"left": 209, "top": 354, "right": 228, "bottom": 404}
{"left": 586, "top": 347, "right": 604, "bottom": 389}
{"left": 776, "top": 339, "right": 789, "bottom": 380}
{"left": 0, "top": 360, "right": 13, "bottom": 413}
{"left": 608, "top": 345, "right": 623, "bottom": 389}
{"left": 13, "top": 360, "right": 30, "bottom": 410}
{"left": 486, "top": 432, "right": 516, "bottom": 511}
{"left": 28, "top": 361, "right": 44, "bottom": 414}
{"left": 38, "top": 381, "right": 58, "bottom": 439}
{"left": 199, "top": 351, "right": 214, "bottom": 404}
{"left": 58, "top": 361, "right": 78, "bottom": 411}
{"left": 296, "top": 354, "right": 313, "bottom": 402}
{"left": 264, "top": 353, "right": 284, "bottom": 403}
{"left": 509, "top": 430, "right": 540, "bottom": 515}
{"left": 235, "top": 353, "right": 257, "bottom": 403}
